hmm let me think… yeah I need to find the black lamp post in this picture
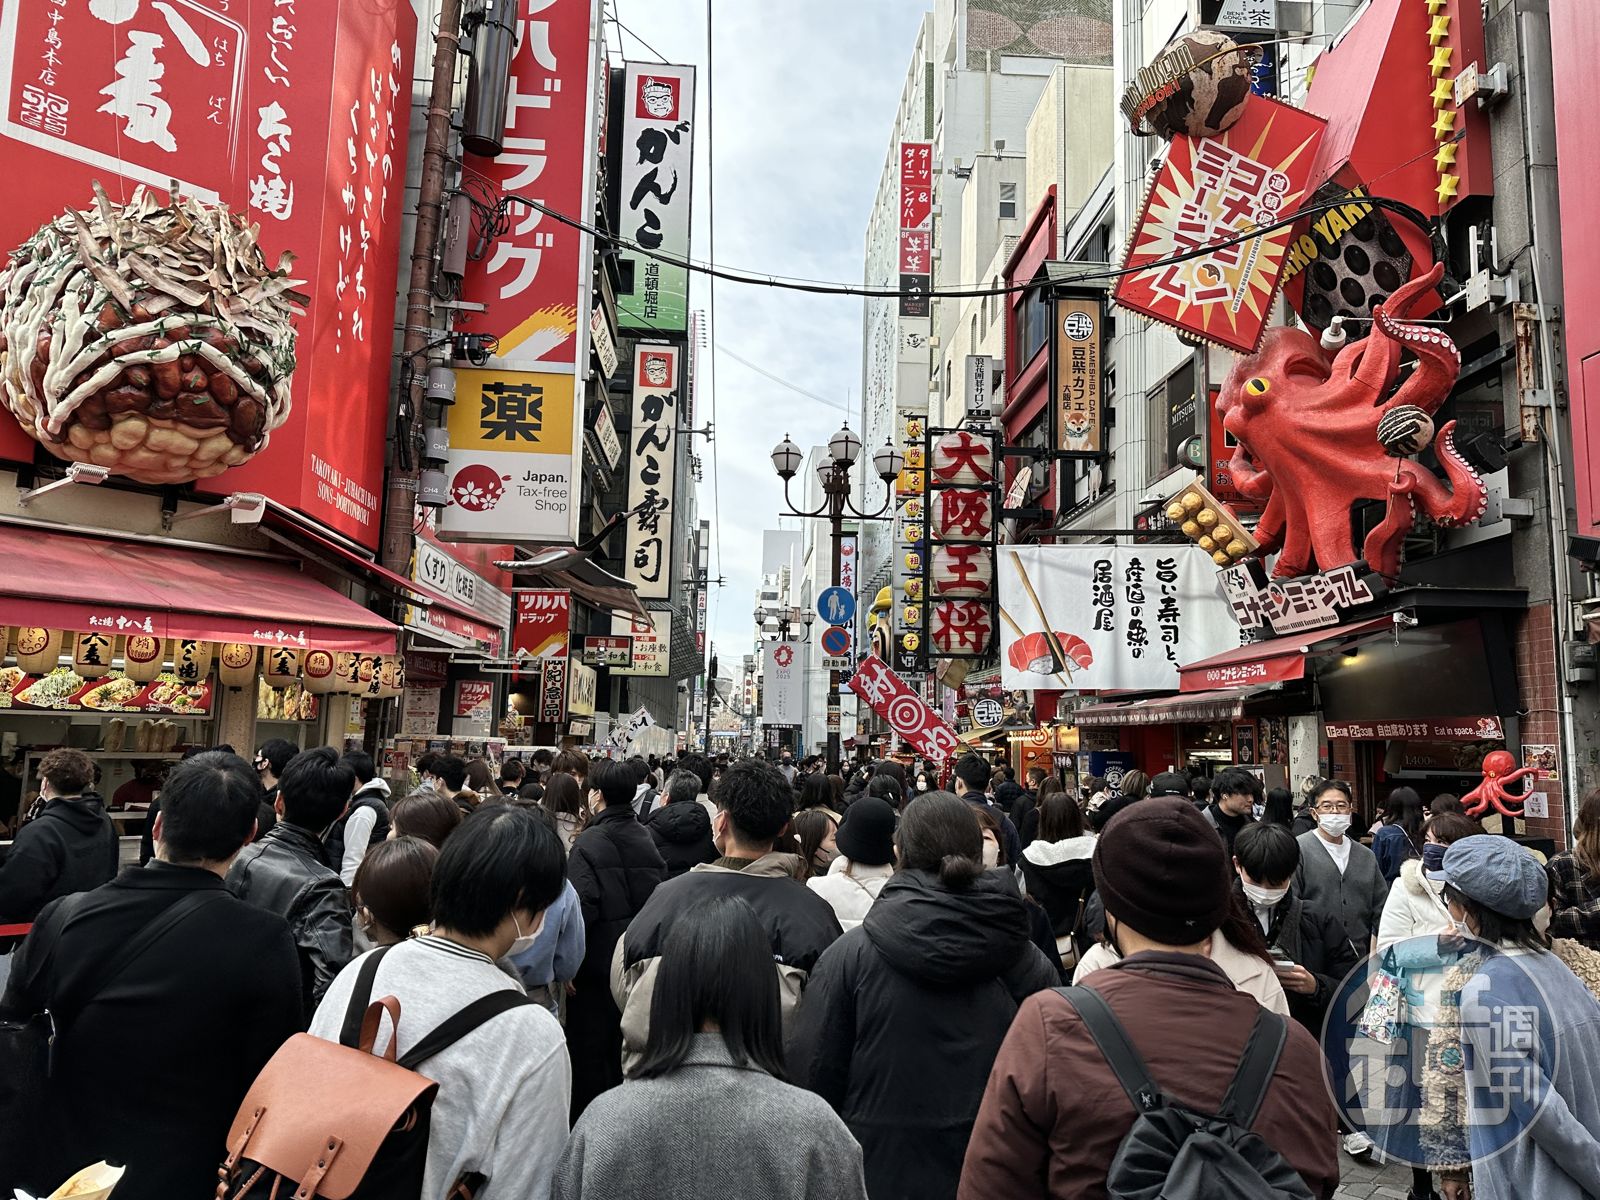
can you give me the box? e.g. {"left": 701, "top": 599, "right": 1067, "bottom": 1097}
{"left": 770, "top": 425, "right": 903, "bottom": 773}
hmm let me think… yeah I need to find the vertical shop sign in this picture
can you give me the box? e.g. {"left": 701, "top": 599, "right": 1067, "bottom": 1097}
{"left": 898, "top": 141, "right": 932, "bottom": 317}
{"left": 1050, "top": 294, "right": 1105, "bottom": 457}
{"left": 615, "top": 64, "right": 696, "bottom": 333}
{"left": 539, "top": 657, "right": 568, "bottom": 724}
{"left": 625, "top": 344, "right": 680, "bottom": 599}
{"left": 839, "top": 533, "right": 858, "bottom": 593}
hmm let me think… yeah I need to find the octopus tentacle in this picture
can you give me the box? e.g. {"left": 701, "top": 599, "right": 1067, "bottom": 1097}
{"left": 1418, "top": 421, "right": 1488, "bottom": 527}
{"left": 1363, "top": 477, "right": 1417, "bottom": 580}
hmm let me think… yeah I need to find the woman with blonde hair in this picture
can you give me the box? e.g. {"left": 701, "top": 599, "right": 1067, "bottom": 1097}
{"left": 1547, "top": 788, "right": 1600, "bottom": 948}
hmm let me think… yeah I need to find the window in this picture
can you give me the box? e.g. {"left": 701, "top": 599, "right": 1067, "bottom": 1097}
{"left": 1017, "top": 287, "right": 1049, "bottom": 369}
{"left": 989, "top": 277, "right": 1001, "bottom": 325}
{"left": 999, "top": 182, "right": 1018, "bottom": 220}
{"left": 970, "top": 314, "right": 978, "bottom": 354}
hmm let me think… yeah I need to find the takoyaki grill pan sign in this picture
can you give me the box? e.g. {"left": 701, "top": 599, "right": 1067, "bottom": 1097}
{"left": 0, "top": 0, "right": 417, "bottom": 551}
{"left": 999, "top": 545, "right": 1237, "bottom": 692}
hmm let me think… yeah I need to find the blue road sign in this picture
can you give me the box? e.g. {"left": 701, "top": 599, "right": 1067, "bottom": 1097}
{"left": 817, "top": 586, "right": 856, "bottom": 626}
{"left": 820, "top": 625, "right": 851, "bottom": 657}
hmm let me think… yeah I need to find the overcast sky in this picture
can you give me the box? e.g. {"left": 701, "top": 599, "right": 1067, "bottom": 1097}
{"left": 607, "top": 0, "right": 928, "bottom": 669}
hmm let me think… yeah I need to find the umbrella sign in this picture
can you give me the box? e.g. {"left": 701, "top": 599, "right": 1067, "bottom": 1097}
{"left": 817, "top": 586, "right": 856, "bottom": 627}
{"left": 820, "top": 625, "right": 851, "bottom": 657}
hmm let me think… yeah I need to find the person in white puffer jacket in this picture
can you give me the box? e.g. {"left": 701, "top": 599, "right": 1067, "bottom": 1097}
{"left": 807, "top": 797, "right": 897, "bottom": 931}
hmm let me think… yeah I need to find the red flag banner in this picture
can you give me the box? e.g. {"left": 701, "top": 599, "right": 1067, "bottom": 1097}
{"left": 848, "top": 653, "right": 960, "bottom": 760}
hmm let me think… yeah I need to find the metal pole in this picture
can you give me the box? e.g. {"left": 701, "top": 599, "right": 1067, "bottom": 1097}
{"left": 381, "top": 0, "right": 463, "bottom": 576}
{"left": 827, "top": 472, "right": 843, "bottom": 774}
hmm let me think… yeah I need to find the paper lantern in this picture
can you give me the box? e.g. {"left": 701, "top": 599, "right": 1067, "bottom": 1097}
{"left": 376, "top": 656, "right": 405, "bottom": 699}
{"left": 931, "top": 545, "right": 993, "bottom": 598}
{"left": 72, "top": 632, "right": 115, "bottom": 678}
{"left": 930, "top": 601, "right": 994, "bottom": 656}
{"left": 933, "top": 488, "right": 994, "bottom": 542}
{"left": 14, "top": 627, "right": 62, "bottom": 675}
{"left": 357, "top": 654, "right": 383, "bottom": 697}
{"left": 172, "top": 640, "right": 213, "bottom": 684}
{"left": 217, "top": 643, "right": 257, "bottom": 688}
{"left": 930, "top": 431, "right": 995, "bottom": 486}
{"left": 300, "top": 649, "right": 338, "bottom": 695}
{"left": 263, "top": 647, "right": 301, "bottom": 688}
{"left": 333, "top": 652, "right": 362, "bottom": 693}
{"left": 122, "top": 634, "right": 166, "bottom": 682}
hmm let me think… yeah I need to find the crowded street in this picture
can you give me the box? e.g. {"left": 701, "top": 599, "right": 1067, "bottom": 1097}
{"left": 2, "top": 0, "right": 1600, "bottom": 1198}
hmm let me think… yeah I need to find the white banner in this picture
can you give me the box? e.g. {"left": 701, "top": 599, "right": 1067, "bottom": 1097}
{"left": 615, "top": 64, "right": 696, "bottom": 333}
{"left": 761, "top": 641, "right": 804, "bottom": 727}
{"left": 999, "top": 546, "right": 1237, "bottom": 691}
{"left": 625, "top": 345, "right": 680, "bottom": 599}
{"left": 612, "top": 611, "right": 670, "bottom": 676}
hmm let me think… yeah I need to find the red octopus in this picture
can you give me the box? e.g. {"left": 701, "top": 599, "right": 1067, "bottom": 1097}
{"left": 1461, "top": 750, "right": 1536, "bottom": 818}
{"left": 1217, "top": 264, "right": 1487, "bottom": 579}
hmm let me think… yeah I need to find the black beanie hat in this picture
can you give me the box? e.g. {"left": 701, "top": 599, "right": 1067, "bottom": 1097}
{"left": 1092, "top": 797, "right": 1231, "bottom": 945}
{"left": 835, "top": 796, "right": 897, "bottom": 867}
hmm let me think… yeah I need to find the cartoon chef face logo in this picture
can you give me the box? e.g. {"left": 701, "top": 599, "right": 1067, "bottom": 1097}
{"left": 641, "top": 353, "right": 672, "bottom": 387}
{"left": 639, "top": 76, "right": 680, "bottom": 120}
{"left": 451, "top": 464, "right": 507, "bottom": 513}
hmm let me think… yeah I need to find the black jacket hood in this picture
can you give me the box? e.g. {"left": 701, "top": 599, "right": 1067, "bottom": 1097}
{"left": 650, "top": 799, "right": 711, "bottom": 845}
{"left": 44, "top": 793, "right": 109, "bottom": 834}
{"left": 863, "top": 867, "right": 1031, "bottom": 988}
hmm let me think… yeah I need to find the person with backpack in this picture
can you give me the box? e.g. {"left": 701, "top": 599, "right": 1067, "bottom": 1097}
{"left": 325, "top": 749, "right": 392, "bottom": 888}
{"left": 0, "top": 748, "right": 117, "bottom": 936}
{"left": 305, "top": 804, "right": 571, "bottom": 1199}
{"left": 958, "top": 796, "right": 1340, "bottom": 1200}
{"left": 1, "top": 753, "right": 301, "bottom": 1200}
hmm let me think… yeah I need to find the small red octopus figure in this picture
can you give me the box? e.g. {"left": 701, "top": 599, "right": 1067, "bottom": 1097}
{"left": 1461, "top": 750, "right": 1537, "bottom": 818}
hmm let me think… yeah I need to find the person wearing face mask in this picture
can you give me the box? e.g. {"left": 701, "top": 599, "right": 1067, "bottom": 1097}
{"left": 1232, "top": 821, "right": 1358, "bottom": 1034}
{"left": 1294, "top": 779, "right": 1389, "bottom": 956}
{"left": 793, "top": 808, "right": 840, "bottom": 880}
{"left": 226, "top": 746, "right": 355, "bottom": 1017}
{"left": 789, "top": 792, "right": 1058, "bottom": 1200}
{"left": 308, "top": 804, "right": 572, "bottom": 1199}
{"left": 566, "top": 758, "right": 667, "bottom": 1118}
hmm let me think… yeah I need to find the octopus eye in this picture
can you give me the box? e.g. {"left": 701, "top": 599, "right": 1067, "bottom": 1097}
{"left": 1246, "top": 377, "right": 1271, "bottom": 396}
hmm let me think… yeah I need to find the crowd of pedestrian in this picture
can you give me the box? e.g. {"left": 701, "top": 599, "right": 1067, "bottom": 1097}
{"left": 1, "top": 742, "right": 1599, "bottom": 1199}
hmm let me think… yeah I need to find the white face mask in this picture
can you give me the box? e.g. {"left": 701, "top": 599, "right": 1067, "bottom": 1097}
{"left": 981, "top": 838, "right": 1001, "bottom": 869}
{"left": 1241, "top": 880, "right": 1289, "bottom": 908}
{"left": 1317, "top": 813, "right": 1352, "bottom": 838}
{"left": 916, "top": 779, "right": 928, "bottom": 791}
{"left": 508, "top": 912, "right": 539, "bottom": 957}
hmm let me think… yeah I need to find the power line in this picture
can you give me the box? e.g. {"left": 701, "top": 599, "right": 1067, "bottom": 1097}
{"left": 717, "top": 345, "right": 853, "bottom": 413}
{"left": 605, "top": 1, "right": 669, "bottom": 63}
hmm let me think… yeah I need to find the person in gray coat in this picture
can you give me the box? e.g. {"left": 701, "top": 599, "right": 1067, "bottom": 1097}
{"left": 555, "top": 894, "right": 867, "bottom": 1200}
{"left": 1294, "top": 779, "right": 1388, "bottom": 952}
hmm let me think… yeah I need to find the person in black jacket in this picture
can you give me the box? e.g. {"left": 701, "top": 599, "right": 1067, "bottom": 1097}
{"left": 0, "top": 748, "right": 117, "bottom": 935}
{"left": 324, "top": 749, "right": 392, "bottom": 887}
{"left": 788, "top": 791, "right": 1059, "bottom": 1200}
{"left": 567, "top": 757, "right": 667, "bottom": 1117}
{"left": 1, "top": 752, "right": 301, "bottom": 1200}
{"left": 1019, "top": 786, "right": 1097, "bottom": 963}
{"left": 645, "top": 767, "right": 718, "bottom": 877}
{"left": 227, "top": 746, "right": 354, "bottom": 1017}
{"left": 952, "top": 754, "right": 1020, "bottom": 865}
{"left": 1233, "top": 820, "right": 1359, "bottom": 1031}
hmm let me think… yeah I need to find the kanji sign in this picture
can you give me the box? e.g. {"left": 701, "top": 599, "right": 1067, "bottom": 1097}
{"left": 453, "top": 680, "right": 494, "bottom": 720}
{"left": 437, "top": 369, "right": 578, "bottom": 542}
{"left": 612, "top": 612, "right": 668, "bottom": 676}
{"left": 583, "top": 635, "right": 633, "bottom": 667}
{"left": 898, "top": 140, "right": 932, "bottom": 318}
{"left": 625, "top": 344, "right": 680, "bottom": 599}
{"left": 1324, "top": 718, "right": 1505, "bottom": 741}
{"left": 848, "top": 653, "right": 961, "bottom": 759}
{"left": 538, "top": 658, "right": 567, "bottom": 724}
{"left": 1051, "top": 295, "right": 1106, "bottom": 457}
{"left": 1113, "top": 95, "right": 1326, "bottom": 353}
{"left": 615, "top": 63, "right": 696, "bottom": 334}
{"left": 513, "top": 590, "right": 571, "bottom": 660}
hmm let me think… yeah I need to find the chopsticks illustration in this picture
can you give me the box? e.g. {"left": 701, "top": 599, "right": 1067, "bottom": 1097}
{"left": 1002, "top": 552, "right": 1074, "bottom": 689}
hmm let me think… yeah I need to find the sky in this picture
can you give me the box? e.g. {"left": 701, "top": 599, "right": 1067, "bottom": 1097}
{"left": 607, "top": 0, "right": 930, "bottom": 669}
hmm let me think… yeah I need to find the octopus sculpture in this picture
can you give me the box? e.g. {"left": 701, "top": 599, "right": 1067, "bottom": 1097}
{"left": 1461, "top": 749, "right": 1535, "bottom": 819}
{"left": 1218, "top": 263, "right": 1487, "bottom": 579}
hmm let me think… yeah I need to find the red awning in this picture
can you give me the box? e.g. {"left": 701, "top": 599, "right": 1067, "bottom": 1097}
{"left": 1177, "top": 616, "right": 1397, "bottom": 694}
{"left": 0, "top": 524, "right": 397, "bottom": 653}
{"left": 1073, "top": 689, "right": 1261, "bottom": 727}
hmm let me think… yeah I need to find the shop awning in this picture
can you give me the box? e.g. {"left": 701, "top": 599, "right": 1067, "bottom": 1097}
{"left": 1177, "top": 616, "right": 1398, "bottom": 693}
{"left": 0, "top": 524, "right": 397, "bottom": 653}
{"left": 1073, "top": 688, "right": 1264, "bottom": 727}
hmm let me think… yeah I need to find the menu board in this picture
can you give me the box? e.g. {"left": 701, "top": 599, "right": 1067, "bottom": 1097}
{"left": 0, "top": 668, "right": 212, "bottom": 715}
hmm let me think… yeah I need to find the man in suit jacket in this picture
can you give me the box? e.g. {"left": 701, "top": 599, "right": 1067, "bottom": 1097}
{"left": 1, "top": 752, "right": 302, "bottom": 1200}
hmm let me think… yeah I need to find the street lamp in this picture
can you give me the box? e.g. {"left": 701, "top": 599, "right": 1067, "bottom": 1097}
{"left": 769, "top": 422, "right": 903, "bottom": 773}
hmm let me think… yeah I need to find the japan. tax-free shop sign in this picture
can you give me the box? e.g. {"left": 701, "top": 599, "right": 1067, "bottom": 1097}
{"left": 0, "top": 0, "right": 415, "bottom": 549}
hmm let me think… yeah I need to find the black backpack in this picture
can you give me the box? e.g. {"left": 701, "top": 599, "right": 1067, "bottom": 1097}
{"left": 1056, "top": 986, "right": 1315, "bottom": 1200}
{"left": 219, "top": 945, "right": 535, "bottom": 1199}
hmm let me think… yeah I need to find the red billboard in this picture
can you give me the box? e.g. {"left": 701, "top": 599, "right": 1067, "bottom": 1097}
{"left": 0, "top": 0, "right": 416, "bottom": 549}
{"left": 512, "top": 589, "right": 571, "bottom": 660}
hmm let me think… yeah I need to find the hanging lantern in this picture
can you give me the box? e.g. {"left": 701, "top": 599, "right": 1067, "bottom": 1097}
{"left": 263, "top": 646, "right": 301, "bottom": 688}
{"left": 217, "top": 643, "right": 257, "bottom": 688}
{"left": 930, "top": 600, "right": 994, "bottom": 657}
{"left": 172, "top": 640, "right": 213, "bottom": 684}
{"left": 376, "top": 656, "right": 405, "bottom": 699}
{"left": 333, "top": 652, "right": 362, "bottom": 693}
{"left": 931, "top": 544, "right": 993, "bottom": 598}
{"left": 301, "top": 648, "right": 338, "bottom": 695}
{"left": 14, "top": 628, "right": 62, "bottom": 675}
{"left": 72, "top": 631, "right": 115, "bottom": 678}
{"left": 122, "top": 634, "right": 166, "bottom": 682}
{"left": 933, "top": 487, "right": 994, "bottom": 542}
{"left": 930, "top": 431, "right": 996, "bottom": 486}
{"left": 357, "top": 654, "right": 383, "bottom": 697}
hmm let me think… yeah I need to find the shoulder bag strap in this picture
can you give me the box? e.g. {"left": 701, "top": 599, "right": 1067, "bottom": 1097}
{"left": 396, "top": 989, "right": 538, "bottom": 1071}
{"left": 56, "top": 888, "right": 225, "bottom": 1019}
{"left": 1217, "top": 1006, "right": 1288, "bottom": 1128}
{"left": 338, "top": 944, "right": 395, "bottom": 1048}
{"left": 1053, "top": 985, "right": 1163, "bottom": 1112}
